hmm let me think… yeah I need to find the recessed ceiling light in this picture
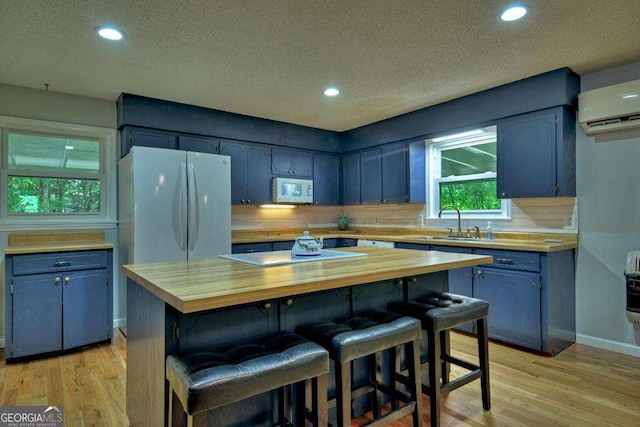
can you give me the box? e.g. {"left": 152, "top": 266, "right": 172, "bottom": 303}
{"left": 96, "top": 26, "right": 124, "bottom": 41}
{"left": 499, "top": 5, "right": 529, "bottom": 22}
{"left": 64, "top": 145, "right": 75, "bottom": 150}
{"left": 324, "top": 87, "right": 340, "bottom": 97}
{"left": 622, "top": 94, "right": 638, "bottom": 99}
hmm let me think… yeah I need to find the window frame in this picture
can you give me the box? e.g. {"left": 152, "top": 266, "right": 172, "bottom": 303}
{"left": 0, "top": 115, "right": 117, "bottom": 230}
{"left": 427, "top": 129, "right": 510, "bottom": 220}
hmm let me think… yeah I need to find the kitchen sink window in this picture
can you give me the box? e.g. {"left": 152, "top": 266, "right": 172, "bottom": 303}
{"left": 0, "top": 115, "right": 117, "bottom": 229}
{"left": 427, "top": 125, "right": 510, "bottom": 219}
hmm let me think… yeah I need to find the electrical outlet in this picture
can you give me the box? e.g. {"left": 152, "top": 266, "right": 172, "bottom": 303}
{"left": 564, "top": 215, "right": 572, "bottom": 227}
{"left": 375, "top": 216, "right": 379, "bottom": 224}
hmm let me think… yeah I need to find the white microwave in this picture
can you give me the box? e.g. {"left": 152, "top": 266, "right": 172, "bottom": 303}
{"left": 272, "top": 177, "right": 313, "bottom": 203}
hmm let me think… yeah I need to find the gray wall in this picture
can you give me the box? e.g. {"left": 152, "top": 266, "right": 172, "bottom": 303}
{"left": 576, "top": 61, "right": 640, "bottom": 356}
{"left": 0, "top": 83, "right": 116, "bottom": 128}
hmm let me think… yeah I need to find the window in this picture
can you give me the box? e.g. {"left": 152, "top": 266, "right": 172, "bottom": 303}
{"left": 427, "top": 126, "right": 510, "bottom": 219}
{"left": 1, "top": 116, "right": 117, "bottom": 228}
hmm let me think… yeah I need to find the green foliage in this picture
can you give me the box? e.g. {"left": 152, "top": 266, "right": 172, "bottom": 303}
{"left": 440, "top": 179, "right": 500, "bottom": 211}
{"left": 8, "top": 177, "right": 100, "bottom": 213}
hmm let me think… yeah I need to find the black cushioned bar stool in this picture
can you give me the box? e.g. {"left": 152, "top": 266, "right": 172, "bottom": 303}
{"left": 388, "top": 292, "right": 490, "bottom": 427}
{"left": 296, "top": 309, "right": 424, "bottom": 427}
{"left": 166, "top": 331, "right": 330, "bottom": 427}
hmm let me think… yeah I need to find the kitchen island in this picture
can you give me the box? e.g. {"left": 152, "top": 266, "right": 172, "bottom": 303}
{"left": 123, "top": 246, "right": 492, "bottom": 426}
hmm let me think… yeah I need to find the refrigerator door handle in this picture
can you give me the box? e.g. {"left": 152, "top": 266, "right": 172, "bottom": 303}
{"left": 187, "top": 163, "right": 200, "bottom": 251}
{"left": 178, "top": 162, "right": 188, "bottom": 251}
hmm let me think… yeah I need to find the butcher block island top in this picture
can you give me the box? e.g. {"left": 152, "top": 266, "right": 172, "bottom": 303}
{"left": 123, "top": 246, "right": 492, "bottom": 314}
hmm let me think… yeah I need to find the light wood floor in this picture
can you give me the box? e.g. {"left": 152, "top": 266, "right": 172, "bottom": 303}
{"left": 1, "top": 330, "right": 639, "bottom": 426}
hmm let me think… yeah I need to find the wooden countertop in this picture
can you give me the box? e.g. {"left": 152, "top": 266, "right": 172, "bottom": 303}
{"left": 123, "top": 246, "right": 493, "bottom": 314}
{"left": 4, "top": 231, "right": 114, "bottom": 255}
{"left": 232, "top": 229, "right": 578, "bottom": 252}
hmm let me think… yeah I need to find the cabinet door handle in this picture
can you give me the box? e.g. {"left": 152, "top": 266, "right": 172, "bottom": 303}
{"left": 54, "top": 277, "right": 61, "bottom": 284}
{"left": 477, "top": 270, "right": 482, "bottom": 276}
{"left": 245, "top": 249, "right": 258, "bottom": 253}
{"left": 54, "top": 261, "right": 72, "bottom": 267}
{"left": 501, "top": 192, "right": 507, "bottom": 197}
{"left": 64, "top": 276, "right": 70, "bottom": 283}
{"left": 495, "top": 257, "right": 514, "bottom": 264}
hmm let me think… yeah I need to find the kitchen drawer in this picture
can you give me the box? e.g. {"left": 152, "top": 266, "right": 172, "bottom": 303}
{"left": 322, "top": 238, "right": 338, "bottom": 248}
{"left": 474, "top": 249, "right": 540, "bottom": 272}
{"left": 430, "top": 245, "right": 473, "bottom": 254}
{"left": 272, "top": 241, "right": 295, "bottom": 251}
{"left": 395, "top": 242, "right": 429, "bottom": 251}
{"left": 12, "top": 250, "right": 108, "bottom": 275}
{"left": 231, "top": 242, "right": 273, "bottom": 254}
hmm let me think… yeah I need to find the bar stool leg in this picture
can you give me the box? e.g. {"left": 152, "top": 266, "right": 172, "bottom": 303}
{"left": 440, "top": 330, "right": 450, "bottom": 385}
{"left": 477, "top": 317, "right": 491, "bottom": 410}
{"left": 427, "top": 330, "right": 441, "bottom": 427}
{"left": 167, "top": 386, "right": 173, "bottom": 427}
{"left": 389, "top": 346, "right": 399, "bottom": 410}
{"left": 313, "top": 373, "right": 329, "bottom": 427}
{"left": 278, "top": 387, "right": 286, "bottom": 426}
{"left": 335, "top": 361, "right": 352, "bottom": 427}
{"left": 188, "top": 412, "right": 207, "bottom": 427}
{"left": 407, "top": 338, "right": 425, "bottom": 427}
{"left": 369, "top": 353, "right": 381, "bottom": 418}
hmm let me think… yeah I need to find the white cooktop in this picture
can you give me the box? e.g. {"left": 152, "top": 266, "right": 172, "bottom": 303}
{"left": 220, "top": 249, "right": 367, "bottom": 267}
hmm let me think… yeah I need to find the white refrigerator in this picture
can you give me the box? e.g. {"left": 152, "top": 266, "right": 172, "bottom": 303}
{"left": 118, "top": 146, "right": 231, "bottom": 333}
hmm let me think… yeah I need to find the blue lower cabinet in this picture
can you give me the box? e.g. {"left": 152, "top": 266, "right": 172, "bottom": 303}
{"left": 431, "top": 245, "right": 474, "bottom": 333}
{"left": 397, "top": 243, "right": 473, "bottom": 332}
{"left": 11, "top": 273, "right": 63, "bottom": 358}
{"left": 473, "top": 266, "right": 542, "bottom": 349}
{"left": 63, "top": 269, "right": 111, "bottom": 349}
{"left": 5, "top": 249, "right": 113, "bottom": 361}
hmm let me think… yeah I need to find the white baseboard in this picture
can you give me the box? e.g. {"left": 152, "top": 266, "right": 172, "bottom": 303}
{"left": 576, "top": 333, "right": 640, "bottom": 358}
{"left": 113, "top": 317, "right": 125, "bottom": 329}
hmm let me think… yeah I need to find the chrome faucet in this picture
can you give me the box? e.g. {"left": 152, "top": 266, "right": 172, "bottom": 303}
{"left": 438, "top": 205, "right": 462, "bottom": 237}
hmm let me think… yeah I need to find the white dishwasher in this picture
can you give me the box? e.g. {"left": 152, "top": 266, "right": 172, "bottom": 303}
{"left": 357, "top": 239, "right": 395, "bottom": 248}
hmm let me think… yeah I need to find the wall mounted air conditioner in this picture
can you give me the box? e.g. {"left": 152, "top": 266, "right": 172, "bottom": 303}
{"left": 578, "top": 79, "right": 640, "bottom": 134}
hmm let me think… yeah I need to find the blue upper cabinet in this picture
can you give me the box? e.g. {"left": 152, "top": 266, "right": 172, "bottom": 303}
{"left": 381, "top": 142, "right": 407, "bottom": 203}
{"left": 344, "top": 141, "right": 426, "bottom": 205}
{"left": 220, "top": 140, "right": 271, "bottom": 204}
{"left": 121, "top": 126, "right": 178, "bottom": 155}
{"left": 341, "top": 152, "right": 361, "bottom": 205}
{"left": 178, "top": 135, "right": 220, "bottom": 154}
{"left": 272, "top": 148, "right": 313, "bottom": 177}
{"left": 361, "top": 148, "right": 383, "bottom": 204}
{"left": 497, "top": 107, "right": 575, "bottom": 198}
{"left": 313, "top": 153, "right": 340, "bottom": 205}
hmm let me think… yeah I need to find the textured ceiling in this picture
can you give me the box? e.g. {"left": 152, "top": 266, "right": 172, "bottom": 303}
{"left": 1, "top": 0, "right": 639, "bottom": 132}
